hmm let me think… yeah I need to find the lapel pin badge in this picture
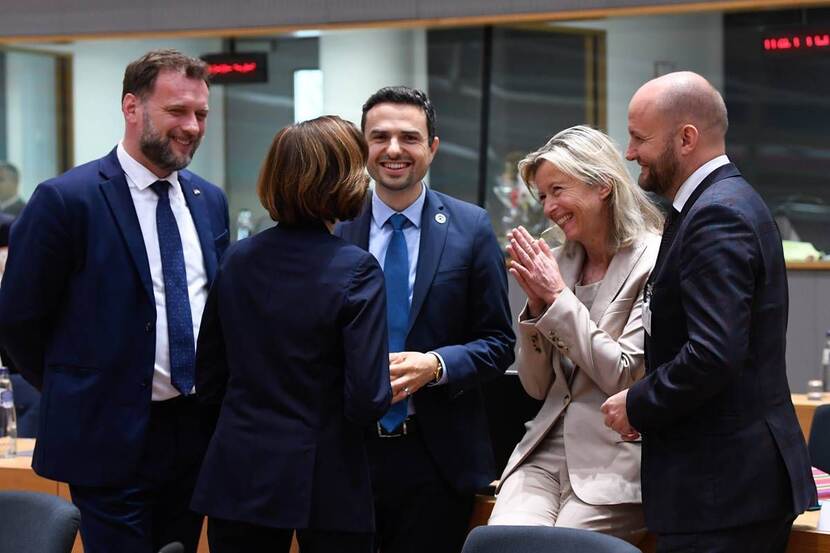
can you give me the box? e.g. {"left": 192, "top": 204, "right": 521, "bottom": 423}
{"left": 193, "top": 188, "right": 201, "bottom": 196}
{"left": 435, "top": 213, "right": 447, "bottom": 224}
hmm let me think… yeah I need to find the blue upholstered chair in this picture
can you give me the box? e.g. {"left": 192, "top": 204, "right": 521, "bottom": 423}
{"left": 0, "top": 491, "right": 80, "bottom": 553}
{"left": 462, "top": 525, "right": 641, "bottom": 553}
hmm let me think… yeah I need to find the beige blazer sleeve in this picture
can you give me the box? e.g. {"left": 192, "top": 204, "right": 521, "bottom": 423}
{"left": 533, "top": 282, "right": 645, "bottom": 397}
{"left": 515, "top": 306, "right": 556, "bottom": 400}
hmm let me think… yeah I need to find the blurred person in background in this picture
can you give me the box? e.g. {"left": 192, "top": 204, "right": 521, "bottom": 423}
{"left": 0, "top": 162, "right": 25, "bottom": 217}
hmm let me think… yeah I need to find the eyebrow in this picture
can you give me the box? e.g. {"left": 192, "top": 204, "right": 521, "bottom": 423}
{"left": 164, "top": 103, "right": 209, "bottom": 113}
{"left": 368, "top": 128, "right": 423, "bottom": 137}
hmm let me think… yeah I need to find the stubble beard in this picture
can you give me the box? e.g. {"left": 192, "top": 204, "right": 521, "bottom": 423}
{"left": 139, "top": 110, "right": 201, "bottom": 173}
{"left": 639, "top": 141, "right": 679, "bottom": 198}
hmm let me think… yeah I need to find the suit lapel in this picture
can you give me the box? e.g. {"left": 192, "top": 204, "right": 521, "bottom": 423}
{"left": 590, "top": 237, "right": 648, "bottom": 322}
{"left": 338, "top": 196, "right": 372, "bottom": 250}
{"left": 408, "top": 189, "right": 449, "bottom": 334}
{"left": 98, "top": 148, "right": 154, "bottom": 302}
{"left": 550, "top": 244, "right": 583, "bottom": 386}
{"left": 677, "top": 163, "right": 740, "bottom": 222}
{"left": 556, "top": 242, "right": 584, "bottom": 290}
{"left": 651, "top": 163, "right": 741, "bottom": 281}
{"left": 179, "top": 172, "right": 217, "bottom": 282}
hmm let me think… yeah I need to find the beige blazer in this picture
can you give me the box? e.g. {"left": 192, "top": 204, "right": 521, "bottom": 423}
{"left": 498, "top": 232, "right": 660, "bottom": 506}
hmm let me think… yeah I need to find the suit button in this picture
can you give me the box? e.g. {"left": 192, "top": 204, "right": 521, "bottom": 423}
{"left": 145, "top": 321, "right": 153, "bottom": 333}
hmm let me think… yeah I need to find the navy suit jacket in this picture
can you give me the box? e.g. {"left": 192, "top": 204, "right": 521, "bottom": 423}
{"left": 627, "top": 163, "right": 816, "bottom": 533}
{"left": 336, "top": 188, "right": 516, "bottom": 493}
{"left": 0, "top": 148, "right": 229, "bottom": 486}
{"left": 191, "top": 223, "right": 392, "bottom": 531}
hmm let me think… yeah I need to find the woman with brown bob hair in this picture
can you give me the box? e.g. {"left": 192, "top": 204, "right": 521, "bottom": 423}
{"left": 191, "top": 115, "right": 392, "bottom": 553}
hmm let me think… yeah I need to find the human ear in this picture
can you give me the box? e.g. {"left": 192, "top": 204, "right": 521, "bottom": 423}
{"left": 679, "top": 124, "right": 699, "bottom": 153}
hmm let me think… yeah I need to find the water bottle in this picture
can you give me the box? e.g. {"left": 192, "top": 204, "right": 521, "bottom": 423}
{"left": 236, "top": 209, "right": 253, "bottom": 241}
{"left": 0, "top": 367, "right": 17, "bottom": 458}
{"left": 822, "top": 330, "right": 830, "bottom": 393}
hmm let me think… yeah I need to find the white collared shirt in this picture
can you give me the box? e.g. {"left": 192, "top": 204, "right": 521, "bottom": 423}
{"left": 117, "top": 142, "right": 208, "bottom": 401}
{"left": 672, "top": 154, "right": 730, "bottom": 213}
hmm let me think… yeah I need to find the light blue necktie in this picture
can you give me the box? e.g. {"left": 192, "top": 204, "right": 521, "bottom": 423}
{"left": 151, "top": 180, "right": 195, "bottom": 396}
{"left": 379, "top": 213, "right": 410, "bottom": 432}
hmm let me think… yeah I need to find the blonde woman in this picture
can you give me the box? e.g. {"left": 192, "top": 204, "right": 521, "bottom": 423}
{"left": 489, "top": 126, "right": 662, "bottom": 544}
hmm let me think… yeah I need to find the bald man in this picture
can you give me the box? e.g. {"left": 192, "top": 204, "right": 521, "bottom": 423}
{"left": 601, "top": 71, "right": 816, "bottom": 552}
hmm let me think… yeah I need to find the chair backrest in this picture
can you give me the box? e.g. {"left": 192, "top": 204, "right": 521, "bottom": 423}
{"left": 462, "top": 525, "right": 641, "bottom": 553}
{"left": 809, "top": 404, "right": 830, "bottom": 473}
{"left": 0, "top": 491, "right": 80, "bottom": 553}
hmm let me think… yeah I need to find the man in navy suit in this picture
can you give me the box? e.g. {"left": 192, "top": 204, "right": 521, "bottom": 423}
{"left": 336, "top": 86, "right": 515, "bottom": 553}
{"left": 602, "top": 72, "right": 815, "bottom": 552}
{"left": 0, "top": 49, "right": 229, "bottom": 553}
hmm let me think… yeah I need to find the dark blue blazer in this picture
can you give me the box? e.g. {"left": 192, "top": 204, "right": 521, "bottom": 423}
{"left": 0, "top": 148, "right": 229, "bottom": 486}
{"left": 191, "top": 223, "right": 392, "bottom": 532}
{"left": 627, "top": 163, "right": 816, "bottom": 533}
{"left": 336, "top": 188, "right": 516, "bottom": 493}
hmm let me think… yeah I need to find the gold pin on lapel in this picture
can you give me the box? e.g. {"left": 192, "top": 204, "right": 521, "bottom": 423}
{"left": 435, "top": 213, "right": 447, "bottom": 224}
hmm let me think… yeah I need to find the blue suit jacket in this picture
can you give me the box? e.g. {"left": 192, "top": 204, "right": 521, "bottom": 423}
{"left": 0, "top": 148, "right": 229, "bottom": 486}
{"left": 336, "top": 188, "right": 516, "bottom": 493}
{"left": 627, "top": 163, "right": 816, "bottom": 533}
{"left": 191, "top": 223, "right": 392, "bottom": 531}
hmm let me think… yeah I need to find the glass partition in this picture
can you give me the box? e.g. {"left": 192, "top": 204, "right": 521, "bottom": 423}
{"left": 1, "top": 4, "right": 827, "bottom": 260}
{"left": 0, "top": 47, "right": 71, "bottom": 214}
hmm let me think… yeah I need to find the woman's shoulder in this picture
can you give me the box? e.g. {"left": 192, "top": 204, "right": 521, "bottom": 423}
{"left": 628, "top": 230, "right": 661, "bottom": 265}
{"left": 330, "top": 238, "right": 383, "bottom": 276}
{"left": 640, "top": 230, "right": 662, "bottom": 251}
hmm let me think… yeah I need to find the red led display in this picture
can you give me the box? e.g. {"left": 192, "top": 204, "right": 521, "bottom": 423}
{"left": 208, "top": 62, "right": 259, "bottom": 75}
{"left": 201, "top": 53, "right": 268, "bottom": 84}
{"left": 764, "top": 33, "right": 830, "bottom": 51}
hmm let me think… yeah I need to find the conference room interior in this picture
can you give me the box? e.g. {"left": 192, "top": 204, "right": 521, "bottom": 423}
{"left": 1, "top": 2, "right": 830, "bottom": 551}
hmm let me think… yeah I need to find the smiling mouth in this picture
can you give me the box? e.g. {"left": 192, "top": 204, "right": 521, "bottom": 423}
{"left": 555, "top": 214, "right": 573, "bottom": 227}
{"left": 380, "top": 160, "right": 411, "bottom": 170}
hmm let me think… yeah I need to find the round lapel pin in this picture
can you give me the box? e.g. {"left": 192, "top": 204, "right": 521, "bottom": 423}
{"left": 435, "top": 213, "right": 447, "bottom": 224}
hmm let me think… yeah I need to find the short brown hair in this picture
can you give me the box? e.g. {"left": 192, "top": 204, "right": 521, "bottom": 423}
{"left": 122, "top": 49, "right": 209, "bottom": 100}
{"left": 257, "top": 116, "right": 370, "bottom": 225}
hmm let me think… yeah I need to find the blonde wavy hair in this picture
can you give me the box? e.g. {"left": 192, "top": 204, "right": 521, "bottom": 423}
{"left": 518, "top": 125, "right": 663, "bottom": 251}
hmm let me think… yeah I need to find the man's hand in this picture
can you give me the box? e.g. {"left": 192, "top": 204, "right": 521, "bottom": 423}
{"left": 601, "top": 389, "right": 640, "bottom": 441}
{"left": 388, "top": 351, "right": 439, "bottom": 404}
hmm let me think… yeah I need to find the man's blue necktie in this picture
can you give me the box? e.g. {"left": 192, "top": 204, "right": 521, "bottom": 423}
{"left": 151, "top": 180, "right": 195, "bottom": 396}
{"left": 379, "top": 213, "right": 410, "bottom": 432}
